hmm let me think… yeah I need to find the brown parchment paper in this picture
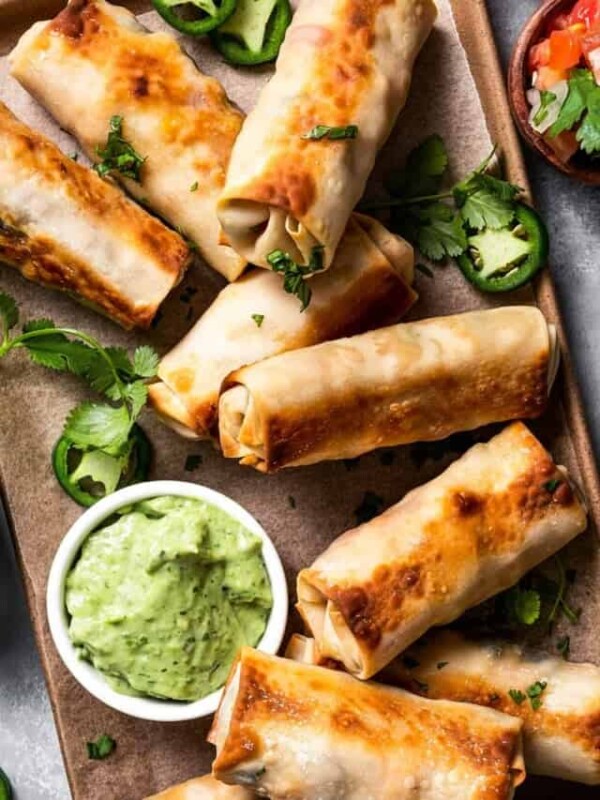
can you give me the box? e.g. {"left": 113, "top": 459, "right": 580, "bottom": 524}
{"left": 0, "top": 1, "right": 598, "bottom": 798}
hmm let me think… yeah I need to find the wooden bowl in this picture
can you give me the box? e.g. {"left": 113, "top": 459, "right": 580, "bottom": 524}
{"left": 508, "top": 0, "right": 600, "bottom": 185}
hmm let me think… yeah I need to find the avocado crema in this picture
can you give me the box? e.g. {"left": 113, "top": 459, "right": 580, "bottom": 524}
{"left": 65, "top": 496, "right": 273, "bottom": 701}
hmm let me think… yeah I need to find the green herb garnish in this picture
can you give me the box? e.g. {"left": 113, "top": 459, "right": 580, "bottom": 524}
{"left": 365, "top": 136, "right": 522, "bottom": 264}
{"left": 0, "top": 768, "right": 12, "bottom": 800}
{"left": 354, "top": 491, "right": 385, "bottom": 525}
{"left": 87, "top": 734, "right": 116, "bottom": 760}
{"left": 533, "top": 91, "right": 557, "bottom": 127}
{"left": 557, "top": 635, "right": 571, "bottom": 660}
{"left": 302, "top": 125, "right": 359, "bottom": 141}
{"left": 543, "top": 478, "right": 562, "bottom": 493}
{"left": 508, "top": 587, "right": 542, "bottom": 626}
{"left": 550, "top": 69, "right": 600, "bottom": 155}
{"left": 526, "top": 680, "right": 547, "bottom": 710}
{"left": 251, "top": 314, "right": 265, "bottom": 328}
{"left": 94, "top": 116, "right": 146, "bottom": 182}
{"left": 184, "top": 454, "right": 203, "bottom": 472}
{"left": 190, "top": 181, "right": 199, "bottom": 192}
{"left": 267, "top": 246, "right": 324, "bottom": 311}
{"left": 0, "top": 292, "right": 158, "bottom": 492}
{"left": 508, "top": 689, "right": 526, "bottom": 705}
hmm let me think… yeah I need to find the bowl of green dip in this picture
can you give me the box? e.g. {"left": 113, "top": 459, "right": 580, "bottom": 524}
{"left": 47, "top": 480, "right": 288, "bottom": 721}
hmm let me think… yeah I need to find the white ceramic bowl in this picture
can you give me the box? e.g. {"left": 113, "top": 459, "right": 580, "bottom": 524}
{"left": 47, "top": 480, "right": 288, "bottom": 722}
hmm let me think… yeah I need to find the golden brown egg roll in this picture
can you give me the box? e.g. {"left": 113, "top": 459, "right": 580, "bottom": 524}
{"left": 218, "top": 0, "right": 437, "bottom": 269}
{"left": 148, "top": 214, "right": 416, "bottom": 439}
{"left": 218, "top": 307, "right": 558, "bottom": 471}
{"left": 10, "top": 0, "right": 245, "bottom": 281}
{"left": 296, "top": 423, "right": 588, "bottom": 679}
{"left": 145, "top": 775, "right": 252, "bottom": 800}
{"left": 0, "top": 101, "right": 189, "bottom": 329}
{"left": 383, "top": 630, "right": 600, "bottom": 786}
{"left": 209, "top": 647, "right": 525, "bottom": 800}
{"left": 287, "top": 631, "right": 600, "bottom": 785}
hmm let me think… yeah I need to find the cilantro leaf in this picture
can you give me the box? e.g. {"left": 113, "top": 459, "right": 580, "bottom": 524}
{"left": 354, "top": 491, "right": 385, "bottom": 524}
{"left": 550, "top": 69, "right": 593, "bottom": 138}
{"left": 184, "top": 454, "right": 203, "bottom": 472}
{"left": 122, "top": 381, "right": 148, "bottom": 420}
{"left": 23, "top": 332, "right": 95, "bottom": 377}
{"left": 508, "top": 689, "right": 526, "bottom": 705}
{"left": 132, "top": 345, "right": 159, "bottom": 378}
{"left": 267, "top": 246, "right": 324, "bottom": 311}
{"left": 577, "top": 89, "right": 600, "bottom": 155}
{"left": 0, "top": 292, "right": 19, "bottom": 337}
{"left": 94, "top": 116, "right": 146, "bottom": 182}
{"left": 302, "top": 125, "right": 358, "bottom": 141}
{"left": 389, "top": 134, "right": 449, "bottom": 198}
{"left": 511, "top": 587, "right": 541, "bottom": 626}
{"left": 457, "top": 182, "right": 515, "bottom": 231}
{"left": 556, "top": 635, "right": 571, "bottom": 660}
{"left": 87, "top": 734, "right": 116, "bottom": 760}
{"left": 251, "top": 314, "right": 265, "bottom": 328}
{"left": 527, "top": 680, "right": 547, "bottom": 710}
{"left": 533, "top": 91, "right": 557, "bottom": 127}
{"left": 414, "top": 203, "right": 468, "bottom": 261}
{"left": 64, "top": 403, "right": 132, "bottom": 455}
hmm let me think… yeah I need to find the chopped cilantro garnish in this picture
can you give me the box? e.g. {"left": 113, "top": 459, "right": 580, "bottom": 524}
{"left": 251, "top": 314, "right": 265, "bottom": 328}
{"left": 94, "top": 116, "right": 146, "bottom": 182}
{"left": 302, "top": 125, "right": 358, "bottom": 141}
{"left": 508, "top": 689, "right": 526, "bottom": 705}
{"left": 184, "top": 454, "right": 203, "bottom": 472}
{"left": 87, "top": 734, "right": 116, "bottom": 760}
{"left": 354, "top": 491, "right": 385, "bottom": 524}
{"left": 556, "top": 635, "right": 571, "bottom": 660}
{"left": 267, "top": 246, "right": 324, "bottom": 311}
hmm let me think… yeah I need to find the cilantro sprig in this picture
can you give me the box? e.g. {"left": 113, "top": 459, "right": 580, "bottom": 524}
{"left": 550, "top": 69, "right": 600, "bottom": 155}
{"left": 509, "top": 681, "right": 547, "bottom": 711}
{"left": 94, "top": 116, "right": 146, "bottom": 182}
{"left": 267, "top": 246, "right": 325, "bottom": 311}
{"left": 365, "top": 135, "right": 523, "bottom": 263}
{"left": 0, "top": 291, "right": 158, "bottom": 474}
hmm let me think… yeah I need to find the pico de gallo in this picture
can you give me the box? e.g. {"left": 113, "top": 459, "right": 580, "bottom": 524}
{"left": 527, "top": 0, "right": 600, "bottom": 162}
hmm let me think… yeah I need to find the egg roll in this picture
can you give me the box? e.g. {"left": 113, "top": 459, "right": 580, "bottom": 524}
{"left": 145, "top": 775, "right": 252, "bottom": 800}
{"left": 382, "top": 630, "right": 600, "bottom": 786}
{"left": 149, "top": 214, "right": 416, "bottom": 439}
{"left": 296, "top": 423, "right": 588, "bottom": 679}
{"left": 218, "top": 0, "right": 437, "bottom": 270}
{"left": 218, "top": 307, "right": 558, "bottom": 471}
{"left": 0, "top": 101, "right": 189, "bottom": 329}
{"left": 10, "top": 0, "right": 245, "bottom": 281}
{"left": 209, "top": 647, "right": 525, "bottom": 800}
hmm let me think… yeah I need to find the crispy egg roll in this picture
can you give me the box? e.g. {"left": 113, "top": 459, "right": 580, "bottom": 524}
{"left": 0, "top": 101, "right": 188, "bottom": 329}
{"left": 218, "top": 307, "right": 559, "bottom": 471}
{"left": 218, "top": 0, "right": 437, "bottom": 270}
{"left": 145, "top": 775, "right": 252, "bottom": 800}
{"left": 383, "top": 630, "right": 600, "bottom": 785}
{"left": 296, "top": 423, "right": 588, "bottom": 679}
{"left": 149, "top": 214, "right": 416, "bottom": 439}
{"left": 209, "top": 647, "right": 525, "bottom": 800}
{"left": 287, "top": 631, "right": 600, "bottom": 785}
{"left": 10, "top": 0, "right": 246, "bottom": 281}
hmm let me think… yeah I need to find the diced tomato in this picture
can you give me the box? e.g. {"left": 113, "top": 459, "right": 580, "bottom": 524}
{"left": 548, "top": 28, "right": 584, "bottom": 69}
{"left": 528, "top": 38, "right": 551, "bottom": 72}
{"left": 536, "top": 65, "right": 569, "bottom": 90}
{"left": 570, "top": 0, "right": 600, "bottom": 28}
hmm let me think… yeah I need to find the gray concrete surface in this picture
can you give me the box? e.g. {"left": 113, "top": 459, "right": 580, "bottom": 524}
{"left": 0, "top": 1, "right": 599, "bottom": 798}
